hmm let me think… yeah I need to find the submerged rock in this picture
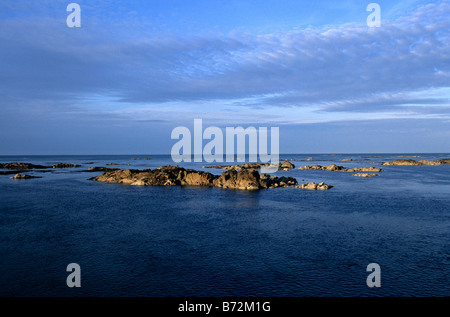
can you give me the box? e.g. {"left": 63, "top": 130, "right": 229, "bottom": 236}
{"left": 90, "top": 165, "right": 299, "bottom": 190}
{"left": 297, "top": 182, "right": 333, "bottom": 190}
{"left": 352, "top": 173, "right": 378, "bottom": 177}
{"left": 10, "top": 174, "right": 42, "bottom": 179}
{"left": 87, "top": 166, "right": 120, "bottom": 172}
{"left": 52, "top": 163, "right": 81, "bottom": 168}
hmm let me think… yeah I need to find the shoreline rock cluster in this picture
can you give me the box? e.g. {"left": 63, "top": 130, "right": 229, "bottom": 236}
{"left": 203, "top": 160, "right": 296, "bottom": 171}
{"left": 299, "top": 164, "right": 383, "bottom": 173}
{"left": 382, "top": 159, "right": 450, "bottom": 166}
{"left": 90, "top": 165, "right": 300, "bottom": 190}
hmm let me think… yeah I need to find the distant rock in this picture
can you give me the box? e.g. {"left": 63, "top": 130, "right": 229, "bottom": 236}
{"left": 306, "top": 157, "right": 313, "bottom": 161}
{"left": 90, "top": 165, "right": 298, "bottom": 190}
{"left": 204, "top": 162, "right": 273, "bottom": 171}
{"left": 382, "top": 159, "right": 450, "bottom": 166}
{"left": 0, "top": 162, "right": 48, "bottom": 169}
{"left": 346, "top": 166, "right": 383, "bottom": 172}
{"left": 297, "top": 182, "right": 333, "bottom": 190}
{"left": 352, "top": 173, "right": 378, "bottom": 177}
{"left": 106, "top": 163, "right": 119, "bottom": 166}
{"left": 87, "top": 166, "right": 120, "bottom": 172}
{"left": 299, "top": 164, "right": 383, "bottom": 172}
{"left": 279, "top": 160, "right": 295, "bottom": 171}
{"left": 10, "top": 174, "right": 41, "bottom": 179}
{"left": 341, "top": 158, "right": 354, "bottom": 161}
{"left": 52, "top": 163, "right": 81, "bottom": 168}
{"left": 299, "top": 164, "right": 346, "bottom": 171}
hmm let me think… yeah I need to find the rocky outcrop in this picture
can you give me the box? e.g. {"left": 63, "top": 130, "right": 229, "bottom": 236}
{"left": 346, "top": 167, "right": 383, "bottom": 172}
{"left": 382, "top": 159, "right": 450, "bottom": 166}
{"left": 90, "top": 165, "right": 299, "bottom": 190}
{"left": 279, "top": 160, "right": 295, "bottom": 171}
{"left": 52, "top": 163, "right": 81, "bottom": 168}
{"left": 106, "top": 163, "right": 119, "bottom": 166}
{"left": 204, "top": 161, "right": 295, "bottom": 171}
{"left": 352, "top": 173, "right": 378, "bottom": 177}
{"left": 341, "top": 158, "right": 354, "bottom": 161}
{"left": 297, "top": 182, "right": 333, "bottom": 190}
{"left": 87, "top": 166, "right": 120, "bottom": 172}
{"left": 299, "top": 164, "right": 346, "bottom": 171}
{"left": 10, "top": 174, "right": 42, "bottom": 179}
{"left": 204, "top": 162, "right": 272, "bottom": 170}
{"left": 0, "top": 162, "right": 48, "bottom": 169}
{"left": 299, "top": 164, "right": 383, "bottom": 172}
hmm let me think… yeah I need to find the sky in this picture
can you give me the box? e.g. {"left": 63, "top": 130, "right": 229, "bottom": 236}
{"left": 0, "top": 0, "right": 449, "bottom": 154}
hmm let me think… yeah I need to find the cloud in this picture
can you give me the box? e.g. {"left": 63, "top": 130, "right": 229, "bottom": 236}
{"left": 0, "top": 0, "right": 449, "bottom": 123}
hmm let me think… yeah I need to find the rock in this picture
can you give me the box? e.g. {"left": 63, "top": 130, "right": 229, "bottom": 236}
{"left": 299, "top": 164, "right": 383, "bottom": 172}
{"left": 204, "top": 162, "right": 271, "bottom": 170}
{"left": 279, "top": 160, "right": 295, "bottom": 171}
{"left": 306, "top": 157, "right": 313, "bottom": 161}
{"left": 346, "top": 166, "right": 383, "bottom": 172}
{"left": 10, "top": 174, "right": 41, "bottom": 179}
{"left": 52, "top": 163, "right": 81, "bottom": 168}
{"left": 0, "top": 162, "right": 48, "bottom": 169}
{"left": 341, "top": 158, "right": 354, "bottom": 161}
{"left": 106, "top": 163, "right": 119, "bottom": 166}
{"left": 297, "top": 182, "right": 333, "bottom": 190}
{"left": 299, "top": 164, "right": 346, "bottom": 171}
{"left": 87, "top": 166, "right": 120, "bottom": 172}
{"left": 90, "top": 165, "right": 298, "bottom": 190}
{"left": 213, "top": 169, "right": 262, "bottom": 190}
{"left": 352, "top": 173, "right": 378, "bottom": 177}
{"left": 382, "top": 159, "right": 450, "bottom": 166}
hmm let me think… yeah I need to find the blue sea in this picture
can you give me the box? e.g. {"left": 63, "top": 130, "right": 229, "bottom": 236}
{"left": 0, "top": 154, "right": 449, "bottom": 297}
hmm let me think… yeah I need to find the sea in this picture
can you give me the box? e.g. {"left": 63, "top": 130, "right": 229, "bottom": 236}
{"left": 0, "top": 154, "right": 449, "bottom": 297}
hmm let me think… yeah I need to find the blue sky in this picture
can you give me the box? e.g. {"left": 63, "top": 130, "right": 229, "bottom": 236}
{"left": 1, "top": 0, "right": 449, "bottom": 154}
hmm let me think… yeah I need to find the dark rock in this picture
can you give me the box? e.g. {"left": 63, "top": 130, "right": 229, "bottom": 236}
{"left": 299, "top": 164, "right": 383, "bottom": 172}
{"left": 90, "top": 165, "right": 298, "bottom": 190}
{"left": 87, "top": 166, "right": 120, "bottom": 172}
{"left": 52, "top": 163, "right": 81, "bottom": 168}
{"left": 0, "top": 162, "right": 49, "bottom": 169}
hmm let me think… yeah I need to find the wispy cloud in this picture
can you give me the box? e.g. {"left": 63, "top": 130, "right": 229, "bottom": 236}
{"left": 0, "top": 1, "right": 449, "bottom": 154}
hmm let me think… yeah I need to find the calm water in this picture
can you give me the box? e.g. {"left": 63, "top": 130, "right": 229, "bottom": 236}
{"left": 0, "top": 154, "right": 449, "bottom": 297}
